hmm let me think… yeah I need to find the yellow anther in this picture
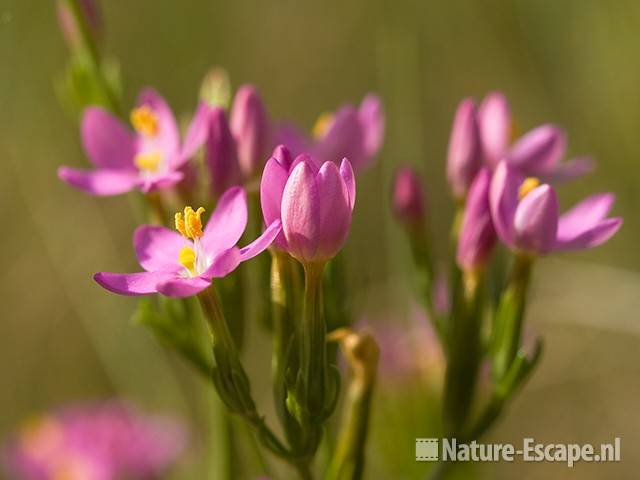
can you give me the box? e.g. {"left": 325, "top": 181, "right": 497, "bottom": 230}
{"left": 175, "top": 206, "right": 206, "bottom": 239}
{"left": 312, "top": 112, "right": 334, "bottom": 139}
{"left": 178, "top": 246, "right": 196, "bottom": 273}
{"left": 130, "top": 105, "right": 159, "bottom": 137}
{"left": 134, "top": 151, "right": 162, "bottom": 172}
{"left": 519, "top": 177, "right": 541, "bottom": 200}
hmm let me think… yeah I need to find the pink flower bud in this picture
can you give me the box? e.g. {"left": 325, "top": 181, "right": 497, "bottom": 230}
{"left": 391, "top": 166, "right": 425, "bottom": 225}
{"left": 447, "top": 98, "right": 482, "bottom": 200}
{"left": 230, "top": 85, "right": 271, "bottom": 179}
{"left": 456, "top": 169, "right": 496, "bottom": 271}
{"left": 205, "top": 107, "right": 242, "bottom": 198}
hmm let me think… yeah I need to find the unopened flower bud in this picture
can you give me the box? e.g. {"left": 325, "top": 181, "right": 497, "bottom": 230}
{"left": 456, "top": 168, "right": 496, "bottom": 271}
{"left": 57, "top": 0, "right": 103, "bottom": 51}
{"left": 447, "top": 98, "right": 482, "bottom": 201}
{"left": 391, "top": 166, "right": 426, "bottom": 226}
{"left": 230, "top": 85, "right": 270, "bottom": 180}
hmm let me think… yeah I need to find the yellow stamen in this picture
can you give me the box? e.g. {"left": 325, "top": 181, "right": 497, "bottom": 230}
{"left": 175, "top": 206, "right": 206, "bottom": 239}
{"left": 519, "top": 177, "right": 541, "bottom": 200}
{"left": 178, "top": 246, "right": 196, "bottom": 273}
{"left": 312, "top": 112, "right": 334, "bottom": 139}
{"left": 133, "top": 151, "right": 162, "bottom": 172}
{"left": 130, "top": 105, "right": 159, "bottom": 137}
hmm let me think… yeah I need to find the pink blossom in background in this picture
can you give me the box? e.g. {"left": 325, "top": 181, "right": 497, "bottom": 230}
{"left": 2, "top": 400, "right": 186, "bottom": 480}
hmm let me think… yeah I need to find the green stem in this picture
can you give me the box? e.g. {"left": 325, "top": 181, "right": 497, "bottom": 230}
{"left": 271, "top": 250, "right": 302, "bottom": 446}
{"left": 211, "top": 394, "right": 235, "bottom": 480}
{"left": 442, "top": 269, "right": 484, "bottom": 437}
{"left": 491, "top": 254, "right": 534, "bottom": 380}
{"left": 61, "top": 0, "right": 121, "bottom": 114}
{"left": 301, "top": 262, "right": 327, "bottom": 419}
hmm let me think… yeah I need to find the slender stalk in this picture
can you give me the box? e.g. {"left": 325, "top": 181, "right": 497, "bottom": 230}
{"left": 210, "top": 394, "right": 235, "bottom": 480}
{"left": 491, "top": 254, "right": 533, "bottom": 380}
{"left": 271, "top": 250, "right": 302, "bottom": 446}
{"left": 61, "top": 0, "right": 121, "bottom": 114}
{"left": 442, "top": 268, "right": 484, "bottom": 437}
{"left": 301, "top": 262, "right": 327, "bottom": 419}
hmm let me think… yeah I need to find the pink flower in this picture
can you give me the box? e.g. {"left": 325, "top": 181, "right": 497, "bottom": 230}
{"left": 94, "top": 187, "right": 281, "bottom": 297}
{"left": 456, "top": 168, "right": 496, "bottom": 270}
{"left": 447, "top": 98, "right": 482, "bottom": 200}
{"left": 478, "top": 92, "right": 594, "bottom": 181}
{"left": 2, "top": 400, "right": 185, "bottom": 480}
{"left": 489, "top": 161, "right": 622, "bottom": 255}
{"left": 182, "top": 103, "right": 242, "bottom": 198}
{"left": 391, "top": 166, "right": 426, "bottom": 225}
{"left": 260, "top": 146, "right": 355, "bottom": 263}
{"left": 58, "top": 88, "right": 198, "bottom": 196}
{"left": 230, "top": 85, "right": 271, "bottom": 179}
{"left": 274, "top": 94, "right": 384, "bottom": 173}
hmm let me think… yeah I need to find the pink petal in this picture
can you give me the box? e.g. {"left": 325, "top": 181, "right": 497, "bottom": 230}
{"left": 260, "top": 157, "right": 289, "bottom": 248}
{"left": 281, "top": 160, "right": 321, "bottom": 262}
{"left": 272, "top": 123, "right": 312, "bottom": 159}
{"left": 478, "top": 91, "right": 511, "bottom": 168}
{"left": 201, "top": 247, "right": 242, "bottom": 279}
{"left": 180, "top": 102, "right": 210, "bottom": 163}
{"left": 136, "top": 88, "right": 180, "bottom": 165}
{"left": 314, "top": 106, "right": 366, "bottom": 171}
{"left": 202, "top": 186, "right": 248, "bottom": 255}
{"left": 292, "top": 153, "right": 320, "bottom": 175}
{"left": 139, "top": 171, "right": 185, "bottom": 193}
{"left": 206, "top": 108, "right": 241, "bottom": 198}
{"left": 156, "top": 276, "right": 212, "bottom": 298}
{"left": 134, "top": 225, "right": 189, "bottom": 272}
{"left": 557, "top": 193, "right": 615, "bottom": 239}
{"left": 456, "top": 168, "right": 496, "bottom": 270}
{"left": 358, "top": 94, "right": 385, "bottom": 161}
{"left": 58, "top": 167, "right": 140, "bottom": 196}
{"left": 513, "top": 184, "right": 559, "bottom": 254}
{"left": 539, "top": 156, "right": 595, "bottom": 183}
{"left": 489, "top": 161, "right": 522, "bottom": 248}
{"left": 240, "top": 220, "right": 282, "bottom": 260}
{"left": 315, "top": 161, "right": 352, "bottom": 261}
{"left": 81, "top": 107, "right": 136, "bottom": 168}
{"left": 94, "top": 271, "right": 175, "bottom": 296}
{"left": 339, "top": 158, "right": 356, "bottom": 211}
{"left": 447, "top": 98, "right": 482, "bottom": 199}
{"left": 555, "top": 218, "right": 623, "bottom": 252}
{"left": 507, "top": 124, "right": 566, "bottom": 174}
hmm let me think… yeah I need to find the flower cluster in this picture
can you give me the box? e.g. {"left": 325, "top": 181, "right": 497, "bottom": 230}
{"left": 3, "top": 400, "right": 185, "bottom": 480}
{"left": 392, "top": 90, "right": 622, "bottom": 442}
{"left": 52, "top": 7, "right": 623, "bottom": 472}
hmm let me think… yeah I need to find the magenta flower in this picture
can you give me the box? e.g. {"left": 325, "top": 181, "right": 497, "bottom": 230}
{"left": 230, "top": 84, "right": 271, "bottom": 179}
{"left": 489, "top": 161, "right": 622, "bottom": 255}
{"left": 260, "top": 146, "right": 355, "bottom": 263}
{"left": 94, "top": 187, "right": 281, "bottom": 297}
{"left": 58, "top": 88, "right": 198, "bottom": 196}
{"left": 477, "top": 91, "right": 593, "bottom": 181}
{"left": 274, "top": 94, "right": 384, "bottom": 173}
{"left": 391, "top": 166, "right": 426, "bottom": 226}
{"left": 447, "top": 98, "right": 482, "bottom": 200}
{"left": 2, "top": 400, "right": 185, "bottom": 480}
{"left": 456, "top": 168, "right": 496, "bottom": 270}
{"left": 183, "top": 103, "right": 242, "bottom": 198}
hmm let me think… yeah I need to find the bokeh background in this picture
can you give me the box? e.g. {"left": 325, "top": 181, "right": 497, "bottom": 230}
{"left": 1, "top": 0, "right": 639, "bottom": 478}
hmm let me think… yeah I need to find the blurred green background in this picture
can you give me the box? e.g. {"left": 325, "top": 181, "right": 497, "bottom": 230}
{"left": 1, "top": 0, "right": 639, "bottom": 478}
